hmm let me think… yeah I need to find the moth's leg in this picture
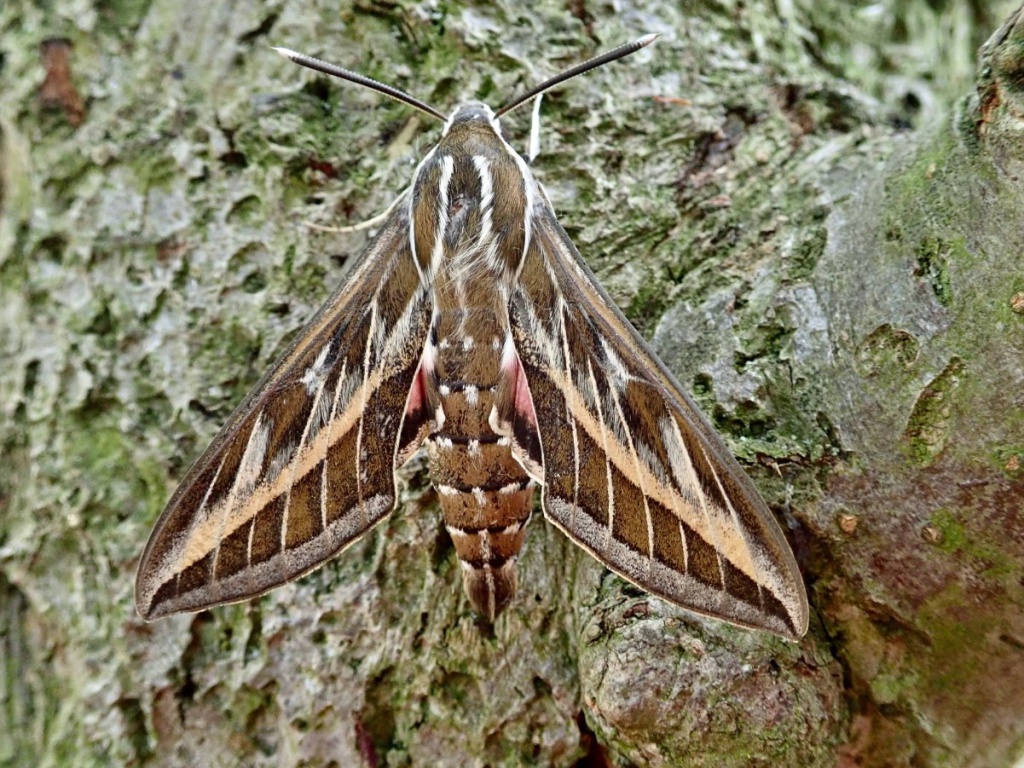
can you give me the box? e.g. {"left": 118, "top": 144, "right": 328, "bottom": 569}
{"left": 303, "top": 188, "right": 409, "bottom": 233}
{"left": 527, "top": 94, "right": 544, "bottom": 163}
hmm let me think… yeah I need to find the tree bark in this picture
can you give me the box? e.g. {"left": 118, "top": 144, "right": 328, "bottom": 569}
{"left": 2, "top": 1, "right": 1022, "bottom": 766}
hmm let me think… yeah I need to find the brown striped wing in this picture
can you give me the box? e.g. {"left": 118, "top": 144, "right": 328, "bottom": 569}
{"left": 503, "top": 206, "right": 809, "bottom": 640}
{"left": 135, "top": 207, "right": 433, "bottom": 620}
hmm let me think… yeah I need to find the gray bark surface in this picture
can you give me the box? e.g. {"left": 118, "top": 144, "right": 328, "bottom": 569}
{"left": 1, "top": 1, "right": 1022, "bottom": 766}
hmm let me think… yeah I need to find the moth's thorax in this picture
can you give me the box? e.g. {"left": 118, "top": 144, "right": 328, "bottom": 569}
{"left": 410, "top": 102, "right": 533, "bottom": 285}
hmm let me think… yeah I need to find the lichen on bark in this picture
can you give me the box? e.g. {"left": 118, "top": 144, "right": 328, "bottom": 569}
{"left": 2, "top": 1, "right": 1023, "bottom": 766}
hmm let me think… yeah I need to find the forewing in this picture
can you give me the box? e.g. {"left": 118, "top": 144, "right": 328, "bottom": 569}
{"left": 501, "top": 206, "right": 809, "bottom": 640}
{"left": 136, "top": 205, "right": 433, "bottom": 619}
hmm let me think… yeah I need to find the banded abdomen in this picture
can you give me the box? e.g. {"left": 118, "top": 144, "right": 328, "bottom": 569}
{"left": 423, "top": 304, "right": 535, "bottom": 621}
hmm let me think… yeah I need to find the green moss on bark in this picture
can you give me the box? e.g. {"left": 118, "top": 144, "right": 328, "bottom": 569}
{"left": 4, "top": 1, "right": 1024, "bottom": 766}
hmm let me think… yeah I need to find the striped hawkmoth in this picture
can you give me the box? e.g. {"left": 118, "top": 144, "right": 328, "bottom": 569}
{"left": 135, "top": 35, "right": 809, "bottom": 640}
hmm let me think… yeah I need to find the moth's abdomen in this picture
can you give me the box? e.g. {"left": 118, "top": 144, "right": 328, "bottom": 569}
{"left": 428, "top": 435, "right": 534, "bottom": 621}
{"left": 425, "top": 313, "right": 535, "bottom": 621}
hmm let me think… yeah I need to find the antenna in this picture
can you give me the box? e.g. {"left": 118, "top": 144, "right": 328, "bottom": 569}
{"left": 495, "top": 33, "right": 658, "bottom": 118}
{"left": 272, "top": 47, "right": 447, "bottom": 122}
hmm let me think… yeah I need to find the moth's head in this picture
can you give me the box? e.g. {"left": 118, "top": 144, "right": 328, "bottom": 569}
{"left": 441, "top": 102, "right": 501, "bottom": 139}
{"left": 445, "top": 102, "right": 494, "bottom": 124}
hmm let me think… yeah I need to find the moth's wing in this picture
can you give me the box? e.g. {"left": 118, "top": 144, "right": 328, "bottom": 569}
{"left": 496, "top": 205, "right": 809, "bottom": 640}
{"left": 136, "top": 204, "right": 433, "bottom": 620}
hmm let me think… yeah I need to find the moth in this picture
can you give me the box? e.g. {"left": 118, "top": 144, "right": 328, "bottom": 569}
{"left": 135, "top": 35, "right": 809, "bottom": 640}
